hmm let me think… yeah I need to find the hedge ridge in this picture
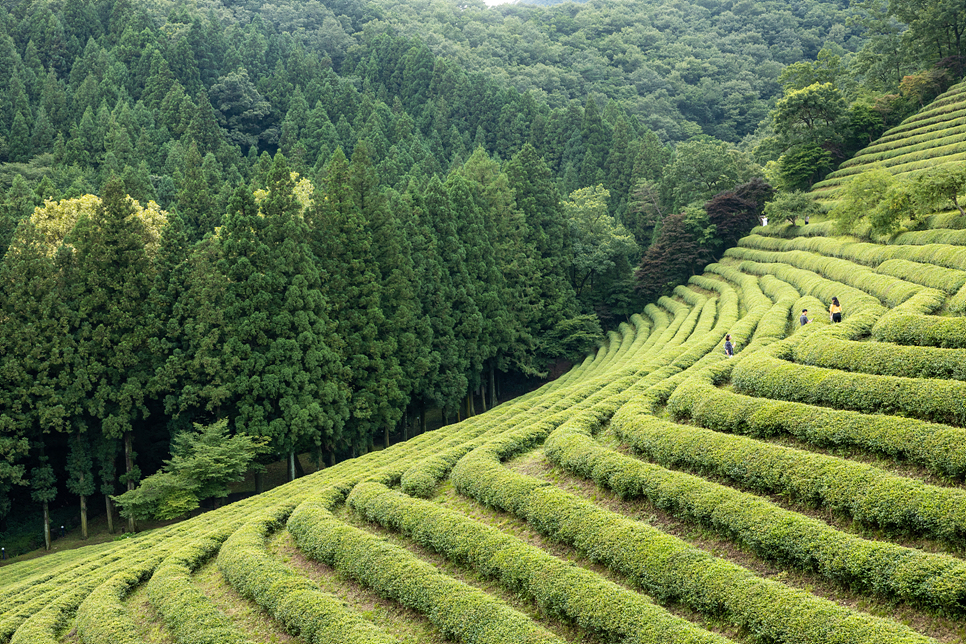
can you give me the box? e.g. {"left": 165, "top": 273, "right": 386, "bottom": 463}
{"left": 794, "top": 333, "right": 966, "bottom": 381}
{"left": 346, "top": 481, "right": 730, "bottom": 644}
{"left": 6, "top": 525, "right": 188, "bottom": 644}
{"left": 1, "top": 526, "right": 182, "bottom": 643}
{"left": 872, "top": 313, "right": 966, "bottom": 349}
{"left": 667, "top": 372, "right": 966, "bottom": 478}
{"left": 287, "top": 492, "right": 564, "bottom": 644}
{"left": 450, "top": 413, "right": 936, "bottom": 644}
{"left": 75, "top": 555, "right": 173, "bottom": 644}
{"left": 217, "top": 502, "right": 399, "bottom": 644}
{"left": 545, "top": 405, "right": 966, "bottom": 613}
{"left": 612, "top": 404, "right": 966, "bottom": 543}
{"left": 733, "top": 348, "right": 966, "bottom": 425}
{"left": 147, "top": 528, "right": 253, "bottom": 644}
{"left": 739, "top": 234, "right": 966, "bottom": 277}
{"left": 727, "top": 247, "right": 922, "bottom": 308}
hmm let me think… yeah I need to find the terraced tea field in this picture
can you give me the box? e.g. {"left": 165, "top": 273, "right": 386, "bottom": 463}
{"left": 4, "top": 211, "right": 966, "bottom": 644}
{"left": 814, "top": 79, "right": 966, "bottom": 206}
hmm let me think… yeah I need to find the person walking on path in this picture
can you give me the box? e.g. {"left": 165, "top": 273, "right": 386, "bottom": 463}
{"left": 724, "top": 334, "right": 735, "bottom": 357}
{"left": 829, "top": 297, "right": 842, "bottom": 323}
{"left": 799, "top": 309, "right": 810, "bottom": 325}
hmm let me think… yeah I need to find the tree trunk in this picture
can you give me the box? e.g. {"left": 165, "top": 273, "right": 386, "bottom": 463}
{"left": 124, "top": 432, "right": 136, "bottom": 533}
{"left": 255, "top": 471, "right": 265, "bottom": 495}
{"left": 105, "top": 494, "right": 114, "bottom": 534}
{"left": 289, "top": 451, "right": 296, "bottom": 481}
{"left": 490, "top": 363, "right": 497, "bottom": 409}
{"left": 80, "top": 493, "right": 88, "bottom": 540}
{"left": 43, "top": 501, "right": 51, "bottom": 550}
{"left": 294, "top": 453, "right": 306, "bottom": 477}
{"left": 384, "top": 424, "right": 390, "bottom": 450}
{"left": 329, "top": 450, "right": 336, "bottom": 467}
{"left": 480, "top": 382, "right": 487, "bottom": 413}
{"left": 421, "top": 410, "right": 427, "bottom": 433}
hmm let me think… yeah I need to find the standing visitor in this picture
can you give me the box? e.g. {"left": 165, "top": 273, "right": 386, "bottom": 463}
{"left": 724, "top": 334, "right": 735, "bottom": 357}
{"left": 799, "top": 309, "right": 809, "bottom": 325}
{"left": 829, "top": 297, "right": 842, "bottom": 323}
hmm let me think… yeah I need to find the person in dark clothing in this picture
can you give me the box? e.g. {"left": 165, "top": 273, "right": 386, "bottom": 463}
{"left": 724, "top": 333, "right": 734, "bottom": 357}
{"left": 800, "top": 309, "right": 809, "bottom": 325}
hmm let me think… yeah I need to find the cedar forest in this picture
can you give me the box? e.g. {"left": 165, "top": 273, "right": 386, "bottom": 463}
{"left": 0, "top": 0, "right": 962, "bottom": 546}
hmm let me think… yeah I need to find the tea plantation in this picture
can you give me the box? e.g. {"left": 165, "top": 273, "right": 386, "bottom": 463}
{"left": 5, "top": 98, "right": 966, "bottom": 644}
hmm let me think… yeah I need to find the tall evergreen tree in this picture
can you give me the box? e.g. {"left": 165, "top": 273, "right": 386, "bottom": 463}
{"left": 62, "top": 177, "right": 156, "bottom": 532}
{"left": 178, "top": 155, "right": 348, "bottom": 476}
{"left": 308, "top": 147, "right": 402, "bottom": 453}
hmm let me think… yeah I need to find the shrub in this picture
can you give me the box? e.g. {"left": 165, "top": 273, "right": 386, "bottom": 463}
{"left": 347, "top": 481, "right": 728, "bottom": 644}
{"left": 667, "top": 371, "right": 966, "bottom": 478}
{"left": 613, "top": 402, "right": 966, "bottom": 543}
{"left": 545, "top": 414, "right": 966, "bottom": 613}
{"left": 287, "top": 494, "right": 563, "bottom": 644}
{"left": 451, "top": 418, "right": 935, "bottom": 644}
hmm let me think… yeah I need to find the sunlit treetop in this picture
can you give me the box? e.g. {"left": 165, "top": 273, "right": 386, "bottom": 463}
{"left": 11, "top": 194, "right": 168, "bottom": 257}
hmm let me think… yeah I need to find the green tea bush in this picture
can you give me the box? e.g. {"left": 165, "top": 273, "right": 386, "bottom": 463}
{"left": 451, "top": 421, "right": 936, "bottom": 644}
{"left": 727, "top": 247, "right": 922, "bottom": 307}
{"left": 75, "top": 561, "right": 164, "bottom": 644}
{"left": 611, "top": 406, "right": 966, "bottom": 543}
{"left": 872, "top": 313, "right": 966, "bottom": 348}
{"left": 667, "top": 373, "right": 966, "bottom": 478}
{"left": 794, "top": 334, "right": 966, "bottom": 380}
{"left": 218, "top": 503, "right": 398, "bottom": 644}
{"left": 733, "top": 350, "right": 966, "bottom": 425}
{"left": 346, "top": 481, "right": 729, "bottom": 644}
{"left": 287, "top": 494, "right": 563, "bottom": 644}
{"left": 148, "top": 530, "right": 252, "bottom": 644}
{"left": 544, "top": 414, "right": 966, "bottom": 613}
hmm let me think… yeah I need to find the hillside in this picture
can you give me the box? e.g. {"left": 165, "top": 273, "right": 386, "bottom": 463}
{"left": 5, "top": 181, "right": 966, "bottom": 641}
{"left": 813, "top": 79, "right": 966, "bottom": 205}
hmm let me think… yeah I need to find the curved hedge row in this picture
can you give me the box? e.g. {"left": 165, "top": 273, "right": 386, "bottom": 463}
{"left": 872, "top": 312, "right": 966, "bottom": 349}
{"left": 544, "top": 410, "right": 966, "bottom": 613}
{"left": 846, "top": 121, "right": 966, "bottom": 159}
{"left": 739, "top": 234, "right": 966, "bottom": 282}
{"left": 667, "top": 368, "right": 966, "bottom": 478}
{"left": 287, "top": 493, "right": 564, "bottom": 644}
{"left": 727, "top": 247, "right": 921, "bottom": 308}
{"left": 346, "top": 481, "right": 730, "bottom": 644}
{"left": 793, "top": 333, "right": 966, "bottom": 381}
{"left": 611, "top": 404, "right": 966, "bottom": 543}
{"left": 876, "top": 258, "right": 966, "bottom": 294}
{"left": 733, "top": 350, "right": 966, "bottom": 425}
{"left": 148, "top": 530, "right": 252, "bottom": 644}
{"left": 894, "top": 228, "right": 966, "bottom": 247}
{"left": 450, "top": 418, "right": 937, "bottom": 644}
{"left": 217, "top": 503, "right": 398, "bottom": 644}
{"left": 0, "top": 525, "right": 182, "bottom": 643}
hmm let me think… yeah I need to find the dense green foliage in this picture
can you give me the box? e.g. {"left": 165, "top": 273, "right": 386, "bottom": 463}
{"left": 4, "top": 2, "right": 966, "bottom": 641}
{"left": 4, "top": 183, "right": 966, "bottom": 642}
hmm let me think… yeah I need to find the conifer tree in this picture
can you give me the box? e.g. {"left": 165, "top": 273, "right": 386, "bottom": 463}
{"left": 62, "top": 177, "right": 156, "bottom": 532}
{"left": 176, "top": 141, "right": 216, "bottom": 240}
{"left": 505, "top": 143, "right": 578, "bottom": 363}
{"left": 0, "top": 219, "right": 61, "bottom": 534}
{"left": 180, "top": 155, "right": 348, "bottom": 476}
{"left": 308, "top": 147, "right": 401, "bottom": 453}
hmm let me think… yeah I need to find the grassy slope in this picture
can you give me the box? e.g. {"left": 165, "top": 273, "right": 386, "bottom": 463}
{"left": 4, "top": 98, "right": 966, "bottom": 644}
